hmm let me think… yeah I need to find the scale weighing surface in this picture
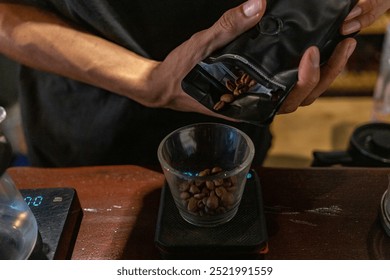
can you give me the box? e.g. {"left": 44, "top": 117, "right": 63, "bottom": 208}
{"left": 155, "top": 169, "right": 268, "bottom": 259}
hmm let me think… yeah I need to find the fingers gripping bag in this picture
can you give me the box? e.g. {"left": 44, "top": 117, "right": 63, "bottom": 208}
{"left": 182, "top": 0, "right": 358, "bottom": 125}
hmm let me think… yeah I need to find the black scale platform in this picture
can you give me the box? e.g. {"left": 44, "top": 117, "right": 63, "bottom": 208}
{"left": 154, "top": 169, "right": 268, "bottom": 259}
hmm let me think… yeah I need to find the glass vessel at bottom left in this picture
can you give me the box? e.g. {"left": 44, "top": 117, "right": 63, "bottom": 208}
{"left": 0, "top": 173, "right": 38, "bottom": 260}
{"left": 0, "top": 106, "right": 38, "bottom": 260}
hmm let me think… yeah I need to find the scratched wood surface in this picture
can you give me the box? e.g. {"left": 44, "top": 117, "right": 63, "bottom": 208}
{"left": 7, "top": 165, "right": 390, "bottom": 260}
{"left": 8, "top": 165, "right": 165, "bottom": 260}
{"left": 258, "top": 167, "right": 390, "bottom": 259}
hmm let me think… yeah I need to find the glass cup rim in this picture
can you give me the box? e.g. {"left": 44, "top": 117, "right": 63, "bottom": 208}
{"left": 157, "top": 122, "right": 255, "bottom": 179}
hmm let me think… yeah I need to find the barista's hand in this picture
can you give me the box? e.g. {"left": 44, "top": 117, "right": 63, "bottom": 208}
{"left": 280, "top": 0, "right": 389, "bottom": 113}
{"left": 278, "top": 38, "right": 357, "bottom": 114}
{"left": 151, "top": 0, "right": 357, "bottom": 118}
{"left": 341, "top": 0, "right": 390, "bottom": 35}
{"left": 148, "top": 0, "right": 266, "bottom": 119}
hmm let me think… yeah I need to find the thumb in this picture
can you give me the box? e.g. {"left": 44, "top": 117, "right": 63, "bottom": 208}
{"left": 186, "top": 0, "right": 266, "bottom": 63}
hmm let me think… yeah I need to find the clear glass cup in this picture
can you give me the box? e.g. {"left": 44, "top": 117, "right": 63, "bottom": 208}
{"left": 0, "top": 107, "right": 38, "bottom": 260}
{"left": 157, "top": 123, "right": 255, "bottom": 227}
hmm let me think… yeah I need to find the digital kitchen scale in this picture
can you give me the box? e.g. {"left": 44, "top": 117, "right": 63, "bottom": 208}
{"left": 155, "top": 169, "right": 268, "bottom": 259}
{"left": 20, "top": 188, "right": 83, "bottom": 260}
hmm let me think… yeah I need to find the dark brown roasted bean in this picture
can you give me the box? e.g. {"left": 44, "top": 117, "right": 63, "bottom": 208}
{"left": 206, "top": 191, "right": 219, "bottom": 210}
{"left": 226, "top": 79, "right": 236, "bottom": 92}
{"left": 205, "top": 180, "right": 215, "bottom": 190}
{"left": 180, "top": 192, "right": 190, "bottom": 200}
{"left": 213, "top": 100, "right": 225, "bottom": 111}
{"left": 179, "top": 182, "right": 190, "bottom": 192}
{"left": 187, "top": 197, "right": 198, "bottom": 212}
{"left": 220, "top": 93, "right": 235, "bottom": 103}
{"left": 213, "top": 178, "right": 224, "bottom": 186}
{"left": 221, "top": 192, "right": 235, "bottom": 207}
{"left": 211, "top": 166, "right": 223, "bottom": 174}
{"left": 248, "top": 79, "right": 257, "bottom": 88}
{"left": 194, "top": 193, "right": 205, "bottom": 199}
{"left": 189, "top": 185, "right": 200, "bottom": 194}
{"left": 214, "top": 72, "right": 257, "bottom": 111}
{"left": 177, "top": 166, "right": 239, "bottom": 216}
{"left": 215, "top": 186, "right": 226, "bottom": 198}
{"left": 198, "top": 168, "right": 211, "bottom": 177}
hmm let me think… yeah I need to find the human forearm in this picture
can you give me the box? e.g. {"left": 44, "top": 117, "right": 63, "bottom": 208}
{"left": 0, "top": 3, "right": 158, "bottom": 105}
{"left": 0, "top": 1, "right": 361, "bottom": 121}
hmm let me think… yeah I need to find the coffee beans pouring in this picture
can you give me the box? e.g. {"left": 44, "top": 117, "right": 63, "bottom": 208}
{"left": 178, "top": 166, "right": 239, "bottom": 216}
{"left": 213, "top": 72, "right": 257, "bottom": 111}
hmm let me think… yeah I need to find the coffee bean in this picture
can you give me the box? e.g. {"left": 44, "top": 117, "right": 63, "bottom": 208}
{"left": 198, "top": 168, "right": 211, "bottom": 177}
{"left": 205, "top": 180, "right": 215, "bottom": 190}
{"left": 223, "top": 179, "right": 233, "bottom": 188}
{"left": 213, "top": 100, "right": 225, "bottom": 111}
{"left": 180, "top": 192, "right": 190, "bottom": 200}
{"left": 189, "top": 185, "right": 200, "bottom": 194}
{"left": 206, "top": 191, "right": 219, "bottom": 210}
{"left": 215, "top": 186, "right": 226, "bottom": 198}
{"left": 220, "top": 93, "right": 235, "bottom": 103}
{"left": 221, "top": 192, "right": 235, "bottom": 207}
{"left": 194, "top": 193, "right": 205, "bottom": 199}
{"left": 213, "top": 178, "right": 224, "bottom": 187}
{"left": 211, "top": 166, "right": 223, "bottom": 174}
{"left": 187, "top": 197, "right": 198, "bottom": 212}
{"left": 201, "top": 187, "right": 210, "bottom": 195}
{"left": 197, "top": 199, "right": 205, "bottom": 209}
{"left": 214, "top": 72, "right": 257, "bottom": 111}
{"left": 226, "top": 79, "right": 236, "bottom": 92}
{"left": 177, "top": 166, "right": 240, "bottom": 217}
{"left": 241, "top": 73, "right": 251, "bottom": 84}
{"left": 179, "top": 182, "right": 190, "bottom": 192}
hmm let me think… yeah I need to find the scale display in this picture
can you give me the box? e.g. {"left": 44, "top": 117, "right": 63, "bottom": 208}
{"left": 20, "top": 188, "right": 83, "bottom": 260}
{"left": 24, "top": 195, "right": 44, "bottom": 207}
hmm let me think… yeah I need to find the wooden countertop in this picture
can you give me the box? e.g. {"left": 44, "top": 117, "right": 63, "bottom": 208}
{"left": 7, "top": 165, "right": 390, "bottom": 260}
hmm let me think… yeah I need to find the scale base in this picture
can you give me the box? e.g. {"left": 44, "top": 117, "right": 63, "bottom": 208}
{"left": 154, "top": 170, "right": 268, "bottom": 259}
{"left": 20, "top": 188, "right": 83, "bottom": 260}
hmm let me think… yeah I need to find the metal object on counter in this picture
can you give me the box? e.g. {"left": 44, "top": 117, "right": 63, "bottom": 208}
{"left": 380, "top": 174, "right": 390, "bottom": 237}
{"left": 312, "top": 122, "right": 390, "bottom": 167}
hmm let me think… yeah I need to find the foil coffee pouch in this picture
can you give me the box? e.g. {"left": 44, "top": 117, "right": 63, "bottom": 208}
{"left": 182, "top": 0, "right": 358, "bottom": 125}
